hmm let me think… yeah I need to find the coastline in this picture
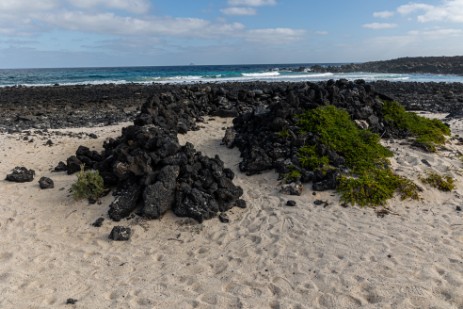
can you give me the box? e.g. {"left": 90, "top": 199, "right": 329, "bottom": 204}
{"left": 1, "top": 81, "right": 463, "bottom": 131}
{"left": 0, "top": 113, "right": 462, "bottom": 307}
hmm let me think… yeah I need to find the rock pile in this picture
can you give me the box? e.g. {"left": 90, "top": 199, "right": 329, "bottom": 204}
{"left": 59, "top": 79, "right": 454, "bottom": 220}
{"left": 64, "top": 95, "right": 245, "bottom": 222}
{"left": 227, "top": 79, "right": 424, "bottom": 191}
{"left": 231, "top": 79, "right": 385, "bottom": 175}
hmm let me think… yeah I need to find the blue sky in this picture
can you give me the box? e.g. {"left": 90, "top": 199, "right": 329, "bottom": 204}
{"left": 0, "top": 0, "right": 462, "bottom": 68}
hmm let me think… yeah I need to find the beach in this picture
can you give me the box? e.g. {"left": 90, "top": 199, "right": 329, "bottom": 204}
{"left": 1, "top": 107, "right": 463, "bottom": 308}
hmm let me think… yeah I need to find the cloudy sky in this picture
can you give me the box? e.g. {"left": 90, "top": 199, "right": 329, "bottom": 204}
{"left": 1, "top": 0, "right": 463, "bottom": 68}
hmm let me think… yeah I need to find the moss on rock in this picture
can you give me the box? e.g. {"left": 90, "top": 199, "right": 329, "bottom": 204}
{"left": 296, "top": 104, "right": 421, "bottom": 206}
{"left": 383, "top": 100, "right": 450, "bottom": 152}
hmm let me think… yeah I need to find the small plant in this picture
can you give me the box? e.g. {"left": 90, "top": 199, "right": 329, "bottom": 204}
{"left": 383, "top": 100, "right": 451, "bottom": 152}
{"left": 420, "top": 171, "right": 455, "bottom": 192}
{"left": 277, "top": 128, "right": 290, "bottom": 139}
{"left": 298, "top": 145, "right": 330, "bottom": 170}
{"left": 338, "top": 169, "right": 420, "bottom": 207}
{"left": 71, "top": 165, "right": 105, "bottom": 200}
{"left": 284, "top": 166, "right": 302, "bottom": 183}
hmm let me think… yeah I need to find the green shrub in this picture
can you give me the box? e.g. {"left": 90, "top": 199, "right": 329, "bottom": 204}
{"left": 420, "top": 171, "right": 455, "bottom": 192}
{"left": 296, "top": 105, "right": 419, "bottom": 206}
{"left": 284, "top": 166, "right": 302, "bottom": 183}
{"left": 71, "top": 165, "right": 105, "bottom": 200}
{"left": 297, "top": 105, "right": 392, "bottom": 174}
{"left": 338, "top": 169, "right": 420, "bottom": 207}
{"left": 383, "top": 101, "right": 450, "bottom": 152}
{"left": 298, "top": 145, "right": 330, "bottom": 170}
{"left": 277, "top": 128, "right": 290, "bottom": 138}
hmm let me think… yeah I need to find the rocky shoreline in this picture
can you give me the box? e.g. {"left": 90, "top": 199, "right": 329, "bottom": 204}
{"left": 10, "top": 79, "right": 452, "bottom": 223}
{"left": 311, "top": 56, "right": 463, "bottom": 76}
{"left": 1, "top": 80, "right": 463, "bottom": 131}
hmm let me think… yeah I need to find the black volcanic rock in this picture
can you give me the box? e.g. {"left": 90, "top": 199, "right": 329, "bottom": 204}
{"left": 109, "top": 226, "right": 132, "bottom": 241}
{"left": 311, "top": 56, "right": 463, "bottom": 76}
{"left": 5, "top": 166, "right": 35, "bottom": 182}
{"left": 38, "top": 176, "right": 54, "bottom": 189}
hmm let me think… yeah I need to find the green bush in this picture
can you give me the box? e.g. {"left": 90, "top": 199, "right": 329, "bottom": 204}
{"left": 71, "top": 165, "right": 105, "bottom": 200}
{"left": 338, "top": 169, "right": 420, "bottom": 206}
{"left": 296, "top": 105, "right": 419, "bottom": 206}
{"left": 297, "top": 105, "right": 392, "bottom": 174}
{"left": 420, "top": 171, "right": 455, "bottom": 192}
{"left": 298, "top": 145, "right": 330, "bottom": 170}
{"left": 284, "top": 166, "right": 302, "bottom": 183}
{"left": 277, "top": 128, "right": 290, "bottom": 139}
{"left": 383, "top": 101, "right": 450, "bottom": 152}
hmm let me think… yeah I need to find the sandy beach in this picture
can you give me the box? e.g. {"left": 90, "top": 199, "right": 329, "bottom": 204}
{"left": 0, "top": 114, "right": 462, "bottom": 308}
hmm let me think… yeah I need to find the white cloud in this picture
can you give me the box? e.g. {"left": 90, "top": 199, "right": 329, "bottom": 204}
{"left": 363, "top": 23, "right": 397, "bottom": 30}
{"left": 398, "top": 0, "right": 463, "bottom": 23}
{"left": 373, "top": 11, "right": 394, "bottom": 18}
{"left": 42, "top": 11, "right": 245, "bottom": 38}
{"left": 67, "top": 0, "right": 150, "bottom": 14}
{"left": 408, "top": 28, "right": 463, "bottom": 37}
{"left": 221, "top": 7, "right": 256, "bottom": 15}
{"left": 397, "top": 3, "right": 434, "bottom": 15}
{"left": 246, "top": 28, "right": 305, "bottom": 43}
{"left": 227, "top": 0, "right": 276, "bottom": 7}
{"left": 0, "top": 0, "right": 58, "bottom": 12}
{"left": 315, "top": 31, "right": 328, "bottom": 35}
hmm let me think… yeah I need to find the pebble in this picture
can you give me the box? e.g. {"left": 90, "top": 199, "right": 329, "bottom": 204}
{"left": 286, "top": 200, "right": 297, "bottom": 207}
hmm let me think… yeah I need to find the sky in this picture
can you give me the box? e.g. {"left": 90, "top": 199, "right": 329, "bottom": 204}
{"left": 1, "top": 0, "right": 463, "bottom": 68}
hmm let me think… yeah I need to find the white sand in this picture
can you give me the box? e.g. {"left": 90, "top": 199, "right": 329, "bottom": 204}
{"left": 0, "top": 116, "right": 462, "bottom": 308}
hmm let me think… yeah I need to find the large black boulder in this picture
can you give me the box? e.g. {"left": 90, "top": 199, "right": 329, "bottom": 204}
{"left": 142, "top": 165, "right": 179, "bottom": 219}
{"left": 108, "top": 181, "right": 142, "bottom": 221}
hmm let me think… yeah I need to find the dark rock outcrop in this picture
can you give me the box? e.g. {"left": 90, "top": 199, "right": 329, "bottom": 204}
{"left": 311, "top": 56, "right": 463, "bottom": 76}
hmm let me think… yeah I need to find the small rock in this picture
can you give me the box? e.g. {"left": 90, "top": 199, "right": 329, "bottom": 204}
{"left": 286, "top": 200, "right": 297, "bottom": 207}
{"left": 54, "top": 161, "right": 68, "bottom": 172}
{"left": 38, "top": 176, "right": 54, "bottom": 189}
{"left": 457, "top": 206, "right": 462, "bottom": 212}
{"left": 222, "top": 128, "right": 236, "bottom": 148}
{"left": 218, "top": 213, "right": 230, "bottom": 223}
{"left": 354, "top": 119, "right": 369, "bottom": 130}
{"left": 421, "top": 159, "right": 432, "bottom": 167}
{"left": 314, "top": 200, "right": 329, "bottom": 207}
{"left": 92, "top": 217, "right": 104, "bottom": 227}
{"left": 66, "top": 156, "right": 82, "bottom": 175}
{"left": 66, "top": 298, "right": 77, "bottom": 305}
{"left": 109, "top": 226, "right": 132, "bottom": 241}
{"left": 88, "top": 197, "right": 97, "bottom": 204}
{"left": 235, "top": 199, "right": 247, "bottom": 208}
{"left": 44, "top": 139, "right": 53, "bottom": 146}
{"left": 88, "top": 133, "right": 98, "bottom": 139}
{"left": 5, "top": 166, "right": 35, "bottom": 182}
{"left": 280, "top": 182, "right": 303, "bottom": 196}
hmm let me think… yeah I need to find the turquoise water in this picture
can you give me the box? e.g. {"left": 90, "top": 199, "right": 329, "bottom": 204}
{"left": 1, "top": 63, "right": 463, "bottom": 87}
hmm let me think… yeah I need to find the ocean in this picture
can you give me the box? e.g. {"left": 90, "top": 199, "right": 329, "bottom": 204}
{"left": 1, "top": 63, "right": 463, "bottom": 87}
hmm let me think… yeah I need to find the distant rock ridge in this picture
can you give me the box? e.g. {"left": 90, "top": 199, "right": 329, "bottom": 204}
{"left": 310, "top": 56, "right": 463, "bottom": 76}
